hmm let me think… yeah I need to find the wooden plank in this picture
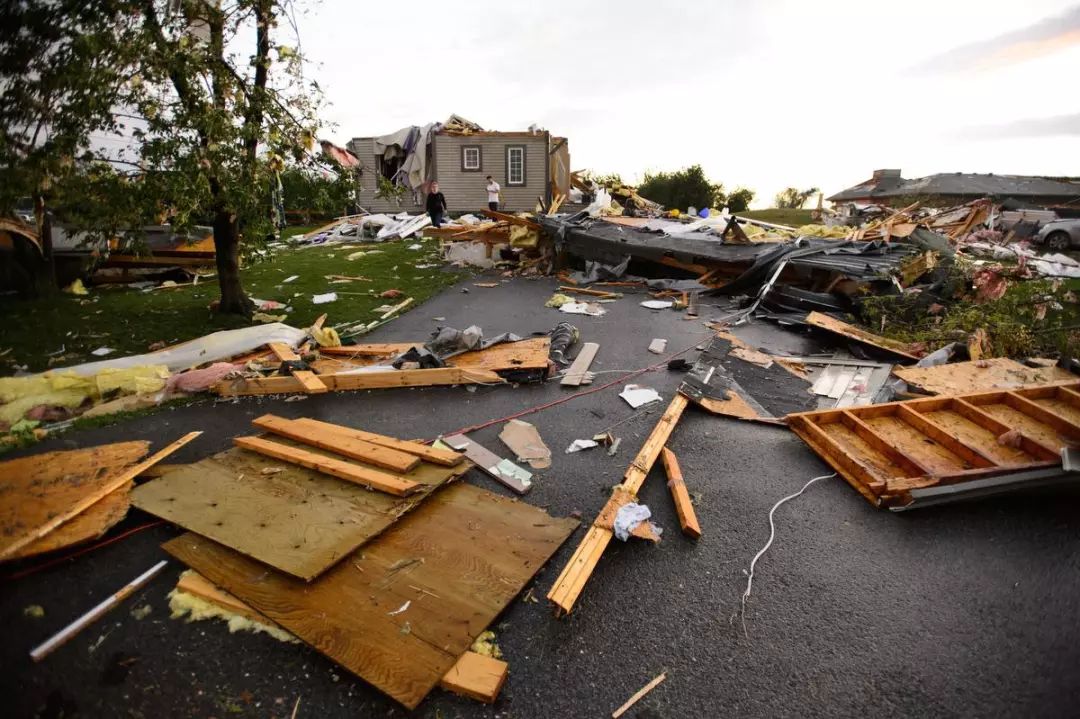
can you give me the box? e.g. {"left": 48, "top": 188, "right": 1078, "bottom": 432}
{"left": 950, "top": 399, "right": 1059, "bottom": 460}
{"left": 839, "top": 411, "right": 931, "bottom": 477}
{"left": 804, "top": 311, "right": 921, "bottom": 360}
{"left": 1003, "top": 392, "right": 1080, "bottom": 441}
{"left": 817, "top": 420, "right": 910, "bottom": 481}
{"left": 215, "top": 367, "right": 505, "bottom": 396}
{"left": 561, "top": 342, "right": 599, "bottom": 387}
{"left": 977, "top": 402, "right": 1071, "bottom": 452}
{"left": 895, "top": 404, "right": 998, "bottom": 468}
{"left": 176, "top": 570, "right": 271, "bottom": 625}
{"left": 319, "top": 338, "right": 550, "bottom": 373}
{"left": 787, "top": 420, "right": 882, "bottom": 507}
{"left": 862, "top": 415, "right": 968, "bottom": 474}
{"left": 623, "top": 394, "right": 689, "bottom": 493}
{"left": 548, "top": 394, "right": 689, "bottom": 614}
{"left": 291, "top": 418, "right": 463, "bottom": 466}
{"left": 134, "top": 445, "right": 469, "bottom": 581}
{"left": 440, "top": 434, "right": 531, "bottom": 494}
{"left": 179, "top": 569, "right": 509, "bottom": 704}
{"left": 252, "top": 415, "right": 420, "bottom": 473}
{"left": 0, "top": 432, "right": 200, "bottom": 561}
{"left": 894, "top": 358, "right": 1076, "bottom": 395}
{"left": 439, "top": 651, "right": 509, "bottom": 704}
{"left": 660, "top": 448, "right": 701, "bottom": 539}
{"left": 233, "top": 436, "right": 420, "bottom": 497}
{"left": 163, "top": 483, "right": 578, "bottom": 709}
{"left": 268, "top": 342, "right": 300, "bottom": 362}
{"left": 793, "top": 416, "right": 888, "bottom": 491}
{"left": 918, "top": 409, "right": 1037, "bottom": 466}
{"left": 547, "top": 525, "right": 614, "bottom": 615}
{"left": 292, "top": 371, "right": 329, "bottom": 394}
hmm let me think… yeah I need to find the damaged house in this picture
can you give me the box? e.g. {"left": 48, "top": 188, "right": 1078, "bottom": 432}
{"left": 346, "top": 116, "right": 571, "bottom": 214}
{"left": 829, "top": 169, "right": 1080, "bottom": 210}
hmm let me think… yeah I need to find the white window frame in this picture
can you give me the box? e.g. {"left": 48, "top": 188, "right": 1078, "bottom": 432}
{"left": 462, "top": 146, "right": 481, "bottom": 171}
{"left": 506, "top": 145, "right": 526, "bottom": 186}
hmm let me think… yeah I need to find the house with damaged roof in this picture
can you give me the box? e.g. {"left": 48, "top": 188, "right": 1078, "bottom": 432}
{"left": 346, "top": 116, "right": 571, "bottom": 214}
{"left": 828, "top": 169, "right": 1080, "bottom": 209}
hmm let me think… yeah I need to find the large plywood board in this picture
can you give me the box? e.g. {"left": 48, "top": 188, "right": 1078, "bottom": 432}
{"left": 133, "top": 443, "right": 469, "bottom": 581}
{"left": 0, "top": 441, "right": 149, "bottom": 559}
{"left": 894, "top": 358, "right": 1076, "bottom": 395}
{"left": 163, "top": 483, "right": 577, "bottom": 709}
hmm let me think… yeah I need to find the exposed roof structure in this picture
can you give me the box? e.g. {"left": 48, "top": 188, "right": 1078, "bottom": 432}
{"left": 828, "top": 171, "right": 1080, "bottom": 203}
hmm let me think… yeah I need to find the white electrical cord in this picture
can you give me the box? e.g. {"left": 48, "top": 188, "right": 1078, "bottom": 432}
{"left": 732, "top": 472, "right": 836, "bottom": 636}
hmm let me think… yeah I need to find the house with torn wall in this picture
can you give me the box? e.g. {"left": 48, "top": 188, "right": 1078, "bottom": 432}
{"left": 346, "top": 115, "right": 570, "bottom": 214}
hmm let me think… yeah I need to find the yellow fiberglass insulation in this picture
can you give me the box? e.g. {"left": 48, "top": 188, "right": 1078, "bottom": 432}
{"left": 0, "top": 365, "right": 170, "bottom": 424}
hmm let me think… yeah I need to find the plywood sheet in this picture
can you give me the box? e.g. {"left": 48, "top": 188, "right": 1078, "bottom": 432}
{"left": 133, "top": 444, "right": 469, "bottom": 581}
{"left": 163, "top": 483, "right": 577, "bottom": 709}
{"left": 894, "top": 358, "right": 1076, "bottom": 395}
{"left": 0, "top": 441, "right": 149, "bottom": 559}
{"left": 805, "top": 311, "right": 920, "bottom": 360}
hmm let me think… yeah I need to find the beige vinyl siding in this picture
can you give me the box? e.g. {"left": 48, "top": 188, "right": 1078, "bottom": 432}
{"left": 432, "top": 133, "right": 549, "bottom": 213}
{"left": 345, "top": 137, "right": 425, "bottom": 214}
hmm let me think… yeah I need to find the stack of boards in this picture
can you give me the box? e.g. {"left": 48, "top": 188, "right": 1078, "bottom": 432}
{"left": 133, "top": 415, "right": 578, "bottom": 708}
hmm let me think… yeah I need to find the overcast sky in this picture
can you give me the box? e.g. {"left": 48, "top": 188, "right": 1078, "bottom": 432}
{"left": 300, "top": 0, "right": 1080, "bottom": 207}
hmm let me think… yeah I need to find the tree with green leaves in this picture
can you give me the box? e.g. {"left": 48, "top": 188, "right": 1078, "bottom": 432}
{"left": 0, "top": 0, "right": 328, "bottom": 314}
{"left": 637, "top": 165, "right": 726, "bottom": 213}
{"left": 725, "top": 187, "right": 755, "bottom": 213}
{"left": 774, "top": 186, "right": 820, "bottom": 209}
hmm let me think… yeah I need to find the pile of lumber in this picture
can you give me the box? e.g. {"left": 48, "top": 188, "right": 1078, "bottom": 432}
{"left": 425, "top": 210, "right": 542, "bottom": 246}
{"left": 547, "top": 394, "right": 701, "bottom": 615}
{"left": 849, "top": 198, "right": 992, "bottom": 242}
{"left": 215, "top": 335, "right": 551, "bottom": 398}
{"left": 132, "top": 415, "right": 579, "bottom": 708}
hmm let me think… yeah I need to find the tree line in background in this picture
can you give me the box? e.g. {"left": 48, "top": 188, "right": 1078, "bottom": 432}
{"left": 0, "top": 0, "right": 341, "bottom": 314}
{"left": 774, "top": 186, "right": 820, "bottom": 209}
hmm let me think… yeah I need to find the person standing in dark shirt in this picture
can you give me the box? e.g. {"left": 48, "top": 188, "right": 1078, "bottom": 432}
{"left": 426, "top": 181, "right": 448, "bottom": 227}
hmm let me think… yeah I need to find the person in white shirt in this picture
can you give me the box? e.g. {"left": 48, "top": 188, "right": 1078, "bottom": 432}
{"left": 486, "top": 176, "right": 501, "bottom": 212}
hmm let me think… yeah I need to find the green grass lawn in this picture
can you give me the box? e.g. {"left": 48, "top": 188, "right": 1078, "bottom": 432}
{"left": 0, "top": 227, "right": 464, "bottom": 375}
{"left": 737, "top": 208, "right": 816, "bottom": 227}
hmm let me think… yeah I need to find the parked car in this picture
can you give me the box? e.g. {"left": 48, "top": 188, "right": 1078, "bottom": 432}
{"left": 1035, "top": 218, "right": 1080, "bottom": 251}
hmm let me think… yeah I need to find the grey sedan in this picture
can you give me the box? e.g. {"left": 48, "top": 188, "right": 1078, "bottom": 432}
{"left": 1036, "top": 218, "right": 1080, "bottom": 251}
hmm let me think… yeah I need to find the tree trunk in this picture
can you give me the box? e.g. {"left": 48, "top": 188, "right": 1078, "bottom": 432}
{"left": 30, "top": 194, "right": 58, "bottom": 296}
{"left": 213, "top": 208, "right": 253, "bottom": 315}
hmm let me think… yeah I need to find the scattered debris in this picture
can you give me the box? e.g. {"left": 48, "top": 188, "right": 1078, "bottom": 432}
{"left": 498, "top": 419, "right": 552, "bottom": 469}
{"left": 619, "top": 384, "right": 662, "bottom": 409}
{"left": 312, "top": 292, "right": 338, "bottom": 304}
{"left": 612, "top": 672, "right": 667, "bottom": 719}
{"left": 30, "top": 560, "right": 168, "bottom": 662}
{"left": 566, "top": 439, "right": 599, "bottom": 454}
{"left": 647, "top": 339, "right": 667, "bottom": 355}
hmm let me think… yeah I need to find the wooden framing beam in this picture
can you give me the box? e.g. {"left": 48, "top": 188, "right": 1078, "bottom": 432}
{"left": 548, "top": 395, "right": 689, "bottom": 615}
{"left": 290, "top": 418, "right": 463, "bottom": 466}
{"left": 839, "top": 410, "right": 931, "bottom": 478}
{"left": 895, "top": 405, "right": 998, "bottom": 469}
{"left": 215, "top": 367, "right": 505, "bottom": 396}
{"left": 251, "top": 415, "right": 421, "bottom": 473}
{"left": 660, "top": 448, "right": 701, "bottom": 539}
{"left": 561, "top": 343, "right": 599, "bottom": 387}
{"left": 233, "top": 436, "right": 421, "bottom": 496}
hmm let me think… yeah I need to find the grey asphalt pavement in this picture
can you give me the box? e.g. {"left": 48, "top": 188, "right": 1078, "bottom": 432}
{"left": 3, "top": 275, "right": 1079, "bottom": 718}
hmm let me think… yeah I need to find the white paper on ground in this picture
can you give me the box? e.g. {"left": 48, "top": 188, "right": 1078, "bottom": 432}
{"left": 91, "top": 347, "right": 115, "bottom": 357}
{"left": 620, "top": 384, "right": 662, "bottom": 408}
{"left": 559, "top": 301, "right": 605, "bottom": 316}
{"left": 312, "top": 292, "right": 338, "bottom": 304}
{"left": 640, "top": 300, "right": 673, "bottom": 310}
{"left": 565, "top": 439, "right": 600, "bottom": 454}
